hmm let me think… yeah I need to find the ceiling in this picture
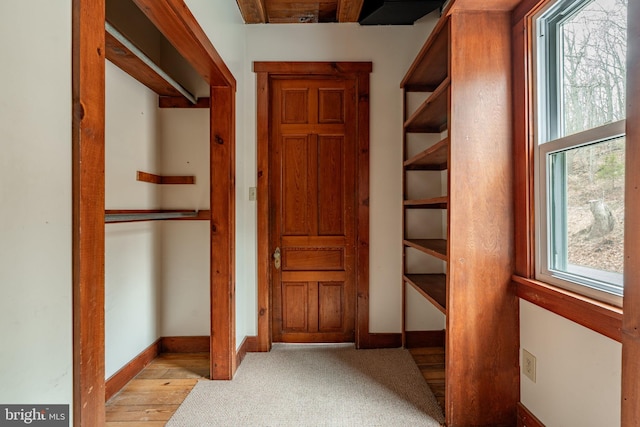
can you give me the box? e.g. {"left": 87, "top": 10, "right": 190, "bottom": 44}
{"left": 235, "top": 0, "right": 446, "bottom": 25}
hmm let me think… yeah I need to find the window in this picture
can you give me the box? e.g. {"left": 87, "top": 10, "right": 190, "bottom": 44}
{"left": 535, "top": 0, "right": 627, "bottom": 306}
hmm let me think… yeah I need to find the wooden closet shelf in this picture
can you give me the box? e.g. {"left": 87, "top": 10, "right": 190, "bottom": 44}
{"left": 404, "top": 78, "right": 450, "bottom": 133}
{"left": 401, "top": 18, "right": 450, "bottom": 92}
{"left": 404, "top": 274, "right": 447, "bottom": 314}
{"left": 105, "top": 210, "right": 210, "bottom": 223}
{"left": 404, "top": 239, "right": 448, "bottom": 261}
{"left": 105, "top": 22, "right": 197, "bottom": 104}
{"left": 404, "top": 137, "right": 449, "bottom": 170}
{"left": 137, "top": 171, "right": 195, "bottom": 185}
{"left": 404, "top": 197, "right": 448, "bottom": 209}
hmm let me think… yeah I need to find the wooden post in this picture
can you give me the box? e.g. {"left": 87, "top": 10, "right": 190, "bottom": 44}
{"left": 72, "top": 0, "right": 106, "bottom": 424}
{"left": 210, "top": 85, "right": 236, "bottom": 379}
{"left": 621, "top": 0, "right": 640, "bottom": 423}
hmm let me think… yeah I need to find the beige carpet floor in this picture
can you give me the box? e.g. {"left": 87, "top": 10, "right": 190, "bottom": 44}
{"left": 167, "top": 343, "right": 445, "bottom": 426}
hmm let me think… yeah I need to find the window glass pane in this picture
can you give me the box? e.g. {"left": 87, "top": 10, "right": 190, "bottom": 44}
{"left": 559, "top": 0, "right": 627, "bottom": 137}
{"left": 548, "top": 136, "right": 625, "bottom": 292}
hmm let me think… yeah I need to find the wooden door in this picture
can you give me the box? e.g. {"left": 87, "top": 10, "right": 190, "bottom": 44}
{"left": 270, "top": 77, "right": 357, "bottom": 343}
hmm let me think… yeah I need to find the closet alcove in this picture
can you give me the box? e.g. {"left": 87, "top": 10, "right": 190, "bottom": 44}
{"left": 73, "top": 0, "right": 236, "bottom": 422}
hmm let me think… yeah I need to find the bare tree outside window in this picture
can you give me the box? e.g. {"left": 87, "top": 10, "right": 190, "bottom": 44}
{"left": 560, "top": 0, "right": 627, "bottom": 276}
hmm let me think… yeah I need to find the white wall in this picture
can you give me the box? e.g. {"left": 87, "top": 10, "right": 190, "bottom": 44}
{"left": 159, "top": 108, "right": 210, "bottom": 337}
{"left": 0, "top": 0, "right": 73, "bottom": 407}
{"left": 184, "top": 0, "right": 251, "bottom": 348}
{"left": 520, "top": 300, "right": 622, "bottom": 425}
{"left": 104, "top": 62, "right": 163, "bottom": 378}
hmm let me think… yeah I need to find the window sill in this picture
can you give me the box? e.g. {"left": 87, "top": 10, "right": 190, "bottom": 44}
{"left": 513, "top": 275, "right": 623, "bottom": 342}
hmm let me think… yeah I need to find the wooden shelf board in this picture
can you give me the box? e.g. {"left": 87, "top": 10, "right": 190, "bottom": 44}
{"left": 105, "top": 29, "right": 185, "bottom": 99}
{"left": 405, "top": 274, "right": 447, "bottom": 314}
{"left": 404, "top": 239, "right": 448, "bottom": 261}
{"left": 404, "top": 137, "right": 449, "bottom": 170}
{"left": 404, "top": 78, "right": 450, "bottom": 133}
{"left": 137, "top": 171, "right": 195, "bottom": 185}
{"left": 401, "top": 18, "right": 449, "bottom": 91}
{"left": 105, "top": 209, "right": 210, "bottom": 223}
{"left": 404, "top": 197, "right": 448, "bottom": 209}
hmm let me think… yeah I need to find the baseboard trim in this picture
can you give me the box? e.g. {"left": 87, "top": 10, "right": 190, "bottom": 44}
{"left": 236, "top": 336, "right": 258, "bottom": 370}
{"left": 405, "top": 330, "right": 446, "bottom": 348}
{"left": 105, "top": 338, "right": 161, "bottom": 401}
{"left": 517, "top": 402, "right": 545, "bottom": 427}
{"left": 358, "top": 333, "right": 402, "bottom": 349}
{"left": 106, "top": 336, "right": 211, "bottom": 401}
{"left": 160, "top": 336, "right": 210, "bottom": 353}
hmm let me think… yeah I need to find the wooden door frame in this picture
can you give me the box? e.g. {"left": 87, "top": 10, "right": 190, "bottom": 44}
{"left": 72, "top": 1, "right": 235, "bottom": 424}
{"left": 254, "top": 62, "right": 372, "bottom": 351}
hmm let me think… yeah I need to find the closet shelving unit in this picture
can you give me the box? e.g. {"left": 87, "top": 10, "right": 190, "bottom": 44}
{"left": 401, "top": 16, "right": 450, "bottom": 321}
{"left": 104, "top": 21, "right": 209, "bottom": 224}
{"left": 400, "top": 2, "right": 519, "bottom": 425}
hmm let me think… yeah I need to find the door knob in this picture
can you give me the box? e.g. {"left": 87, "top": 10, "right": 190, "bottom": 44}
{"left": 273, "top": 247, "right": 281, "bottom": 270}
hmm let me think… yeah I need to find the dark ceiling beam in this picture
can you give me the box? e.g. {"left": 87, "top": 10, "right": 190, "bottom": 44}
{"left": 236, "top": 0, "right": 268, "bottom": 23}
{"left": 337, "top": 0, "right": 364, "bottom": 22}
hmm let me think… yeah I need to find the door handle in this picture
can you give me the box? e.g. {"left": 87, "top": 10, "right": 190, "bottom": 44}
{"left": 273, "top": 247, "right": 281, "bottom": 270}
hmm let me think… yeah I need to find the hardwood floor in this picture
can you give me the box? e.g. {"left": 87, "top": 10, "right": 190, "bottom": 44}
{"left": 105, "top": 353, "right": 209, "bottom": 426}
{"left": 409, "top": 346, "right": 446, "bottom": 410}
{"left": 105, "top": 348, "right": 445, "bottom": 425}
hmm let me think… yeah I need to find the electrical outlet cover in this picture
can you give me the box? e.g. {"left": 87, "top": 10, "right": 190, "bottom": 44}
{"left": 522, "top": 349, "right": 537, "bottom": 383}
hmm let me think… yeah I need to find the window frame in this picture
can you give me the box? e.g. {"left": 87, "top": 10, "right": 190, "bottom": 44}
{"left": 533, "top": 0, "right": 626, "bottom": 307}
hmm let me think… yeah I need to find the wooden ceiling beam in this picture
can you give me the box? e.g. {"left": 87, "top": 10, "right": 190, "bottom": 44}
{"left": 236, "top": 0, "right": 268, "bottom": 23}
{"left": 336, "top": 0, "right": 364, "bottom": 22}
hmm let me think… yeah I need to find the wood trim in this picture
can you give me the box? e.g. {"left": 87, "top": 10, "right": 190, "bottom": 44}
{"left": 106, "top": 336, "right": 207, "bottom": 402}
{"left": 358, "top": 333, "right": 402, "bottom": 349}
{"left": 105, "top": 339, "right": 161, "bottom": 401}
{"left": 255, "top": 62, "right": 371, "bottom": 351}
{"left": 405, "top": 330, "right": 446, "bottom": 348}
{"left": 355, "top": 70, "right": 372, "bottom": 349}
{"left": 401, "top": 87, "right": 408, "bottom": 347}
{"left": 72, "top": 0, "right": 106, "bottom": 425}
{"left": 210, "top": 85, "right": 236, "bottom": 379}
{"left": 622, "top": 0, "right": 640, "bottom": 423}
{"left": 131, "top": 0, "right": 235, "bottom": 89}
{"left": 515, "top": 275, "right": 622, "bottom": 342}
{"left": 256, "top": 71, "right": 271, "bottom": 353}
{"left": 136, "top": 171, "right": 195, "bottom": 185}
{"left": 159, "top": 96, "right": 211, "bottom": 108}
{"left": 511, "top": 3, "right": 536, "bottom": 278}
{"left": 512, "top": 0, "right": 547, "bottom": 25}
{"left": 161, "top": 336, "right": 210, "bottom": 353}
{"left": 253, "top": 61, "right": 373, "bottom": 74}
{"left": 517, "top": 403, "right": 546, "bottom": 427}
{"left": 236, "top": 336, "right": 258, "bottom": 368}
